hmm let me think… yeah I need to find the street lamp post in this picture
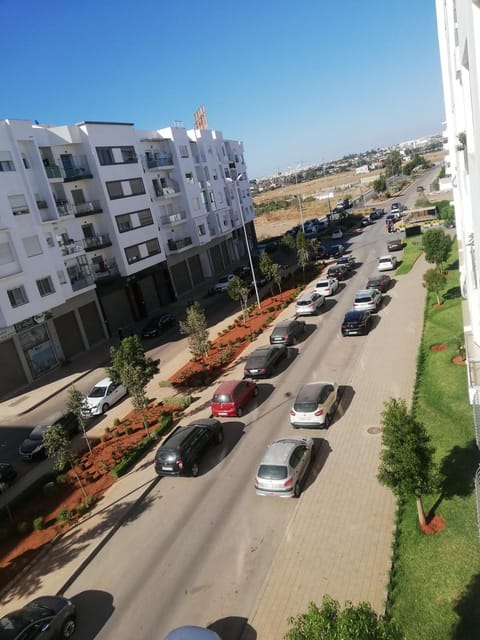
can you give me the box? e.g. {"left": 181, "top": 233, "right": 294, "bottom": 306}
{"left": 294, "top": 170, "right": 305, "bottom": 232}
{"left": 228, "top": 174, "right": 261, "bottom": 309}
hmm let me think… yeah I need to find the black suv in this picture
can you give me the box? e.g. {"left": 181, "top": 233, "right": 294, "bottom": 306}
{"left": 154, "top": 419, "right": 224, "bottom": 477}
{"left": 19, "top": 412, "right": 79, "bottom": 461}
{"left": 269, "top": 319, "right": 306, "bottom": 346}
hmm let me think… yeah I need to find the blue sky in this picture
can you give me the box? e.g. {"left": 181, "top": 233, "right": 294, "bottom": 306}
{"left": 0, "top": 0, "right": 444, "bottom": 177}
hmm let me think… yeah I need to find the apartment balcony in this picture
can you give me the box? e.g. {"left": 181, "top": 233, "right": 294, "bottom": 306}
{"left": 153, "top": 182, "right": 181, "bottom": 199}
{"left": 63, "top": 156, "right": 93, "bottom": 182}
{"left": 92, "top": 258, "right": 120, "bottom": 282}
{"left": 70, "top": 274, "right": 95, "bottom": 291}
{"left": 36, "top": 200, "right": 48, "bottom": 210}
{"left": 167, "top": 236, "right": 193, "bottom": 252}
{"left": 44, "top": 165, "right": 62, "bottom": 179}
{"left": 56, "top": 200, "right": 103, "bottom": 217}
{"left": 82, "top": 234, "right": 112, "bottom": 251}
{"left": 145, "top": 154, "right": 174, "bottom": 169}
{"left": 61, "top": 241, "right": 85, "bottom": 256}
{"left": 160, "top": 210, "right": 187, "bottom": 226}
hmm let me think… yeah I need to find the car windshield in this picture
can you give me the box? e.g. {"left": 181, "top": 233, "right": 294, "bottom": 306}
{"left": 316, "top": 281, "right": 328, "bottom": 288}
{"left": 88, "top": 385, "right": 107, "bottom": 398}
{"left": 212, "top": 394, "right": 231, "bottom": 403}
{"left": 28, "top": 425, "right": 47, "bottom": 441}
{"left": 294, "top": 401, "right": 317, "bottom": 412}
{"left": 0, "top": 603, "right": 53, "bottom": 639}
{"left": 297, "top": 300, "right": 311, "bottom": 306}
{"left": 355, "top": 294, "right": 371, "bottom": 303}
{"left": 258, "top": 464, "right": 288, "bottom": 480}
{"left": 272, "top": 326, "right": 288, "bottom": 336}
{"left": 247, "top": 356, "right": 266, "bottom": 368}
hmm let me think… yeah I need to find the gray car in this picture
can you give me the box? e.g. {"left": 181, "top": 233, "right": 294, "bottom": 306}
{"left": 0, "top": 595, "right": 76, "bottom": 639}
{"left": 295, "top": 291, "right": 325, "bottom": 316}
{"left": 255, "top": 437, "right": 315, "bottom": 498}
{"left": 353, "top": 288, "right": 382, "bottom": 312}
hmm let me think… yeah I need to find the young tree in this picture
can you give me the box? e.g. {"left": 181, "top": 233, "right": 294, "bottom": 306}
{"left": 373, "top": 175, "right": 387, "bottom": 194}
{"left": 384, "top": 150, "right": 403, "bottom": 177}
{"left": 296, "top": 231, "right": 310, "bottom": 282}
{"left": 377, "top": 398, "right": 437, "bottom": 527}
{"left": 227, "top": 275, "right": 251, "bottom": 324}
{"left": 285, "top": 595, "right": 404, "bottom": 640}
{"left": 422, "top": 228, "right": 452, "bottom": 270}
{"left": 179, "top": 301, "right": 209, "bottom": 363}
{"left": 423, "top": 268, "right": 447, "bottom": 305}
{"left": 108, "top": 335, "right": 159, "bottom": 434}
{"left": 259, "top": 251, "right": 282, "bottom": 295}
{"left": 43, "top": 425, "right": 88, "bottom": 499}
{"left": 281, "top": 233, "right": 296, "bottom": 253}
{"left": 67, "top": 386, "right": 92, "bottom": 455}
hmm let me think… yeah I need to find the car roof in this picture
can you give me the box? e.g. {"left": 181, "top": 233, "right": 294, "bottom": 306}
{"left": 355, "top": 289, "right": 375, "bottom": 296}
{"left": 92, "top": 377, "right": 112, "bottom": 388}
{"left": 344, "top": 309, "right": 367, "bottom": 319}
{"left": 297, "top": 291, "right": 316, "bottom": 301}
{"left": 273, "top": 319, "right": 297, "bottom": 330}
{"left": 213, "top": 379, "right": 244, "bottom": 394}
{"left": 164, "top": 626, "right": 221, "bottom": 640}
{"left": 296, "top": 382, "right": 331, "bottom": 401}
{"left": 252, "top": 346, "right": 274, "bottom": 354}
{"left": 261, "top": 438, "right": 310, "bottom": 466}
{"left": 379, "top": 254, "right": 394, "bottom": 260}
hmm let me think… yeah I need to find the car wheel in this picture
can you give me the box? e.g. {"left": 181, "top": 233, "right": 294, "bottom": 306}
{"left": 294, "top": 482, "right": 301, "bottom": 498}
{"left": 191, "top": 462, "right": 200, "bottom": 477}
{"left": 217, "top": 429, "right": 224, "bottom": 444}
{"left": 253, "top": 386, "right": 259, "bottom": 397}
{"left": 237, "top": 407, "right": 243, "bottom": 417}
{"left": 324, "top": 413, "right": 331, "bottom": 429}
{"left": 61, "top": 617, "right": 76, "bottom": 639}
{"left": 102, "top": 403, "right": 110, "bottom": 413}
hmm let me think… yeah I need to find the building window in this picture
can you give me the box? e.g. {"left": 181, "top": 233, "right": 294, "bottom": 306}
{"left": 22, "top": 235, "right": 43, "bottom": 257}
{"left": 198, "top": 224, "right": 206, "bottom": 236}
{"left": 45, "top": 233, "right": 55, "bottom": 248}
{"left": 125, "top": 245, "right": 141, "bottom": 264}
{"left": 0, "top": 151, "right": 15, "bottom": 172}
{"left": 9, "top": 194, "right": 29, "bottom": 215}
{"left": 179, "top": 144, "right": 189, "bottom": 158}
{"left": 0, "top": 241, "right": 15, "bottom": 265}
{"left": 36, "top": 276, "right": 55, "bottom": 297}
{"left": 57, "top": 269, "right": 67, "bottom": 284}
{"left": 106, "top": 178, "right": 146, "bottom": 200}
{"left": 97, "top": 146, "right": 137, "bottom": 165}
{"left": 209, "top": 192, "right": 215, "bottom": 204}
{"left": 116, "top": 208, "right": 153, "bottom": 233}
{"left": 185, "top": 172, "right": 194, "bottom": 183}
{"left": 22, "top": 154, "right": 30, "bottom": 169}
{"left": 146, "top": 238, "right": 161, "bottom": 256}
{"left": 7, "top": 285, "right": 28, "bottom": 307}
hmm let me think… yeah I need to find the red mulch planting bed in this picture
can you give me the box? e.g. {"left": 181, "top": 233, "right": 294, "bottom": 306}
{"left": 430, "top": 344, "right": 448, "bottom": 352}
{"left": 421, "top": 514, "right": 446, "bottom": 535}
{"left": 0, "top": 402, "right": 176, "bottom": 591}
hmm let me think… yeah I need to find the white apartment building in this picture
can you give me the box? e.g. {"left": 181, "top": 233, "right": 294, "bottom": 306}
{"left": 436, "top": 0, "right": 480, "bottom": 407}
{"left": 0, "top": 118, "right": 255, "bottom": 397}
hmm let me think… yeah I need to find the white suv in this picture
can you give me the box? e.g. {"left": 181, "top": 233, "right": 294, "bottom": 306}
{"left": 295, "top": 291, "right": 325, "bottom": 316}
{"left": 378, "top": 255, "right": 398, "bottom": 271}
{"left": 353, "top": 288, "right": 382, "bottom": 312}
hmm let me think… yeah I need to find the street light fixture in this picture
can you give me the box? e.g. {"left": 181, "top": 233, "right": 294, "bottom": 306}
{"left": 227, "top": 174, "right": 261, "bottom": 309}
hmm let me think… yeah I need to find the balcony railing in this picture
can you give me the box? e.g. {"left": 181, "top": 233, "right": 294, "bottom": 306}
{"left": 160, "top": 210, "right": 187, "bottom": 225}
{"left": 168, "top": 236, "right": 193, "bottom": 251}
{"left": 61, "top": 241, "right": 85, "bottom": 256}
{"left": 56, "top": 200, "right": 103, "bottom": 217}
{"left": 36, "top": 200, "right": 48, "bottom": 209}
{"left": 92, "top": 258, "right": 119, "bottom": 281}
{"left": 154, "top": 184, "right": 180, "bottom": 198}
{"left": 145, "top": 154, "right": 174, "bottom": 169}
{"left": 70, "top": 274, "right": 95, "bottom": 291}
{"left": 81, "top": 234, "right": 112, "bottom": 251}
{"left": 44, "top": 165, "right": 62, "bottom": 179}
{"left": 63, "top": 156, "right": 92, "bottom": 181}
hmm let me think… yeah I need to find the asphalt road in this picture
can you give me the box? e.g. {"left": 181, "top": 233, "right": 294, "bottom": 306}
{"left": 62, "top": 203, "right": 409, "bottom": 638}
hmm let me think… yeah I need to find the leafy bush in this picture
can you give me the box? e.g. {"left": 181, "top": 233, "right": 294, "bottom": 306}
{"left": 113, "top": 418, "right": 120, "bottom": 427}
{"left": 56, "top": 508, "right": 72, "bottom": 524}
{"left": 125, "top": 426, "right": 133, "bottom": 435}
{"left": 162, "top": 395, "right": 192, "bottom": 410}
{"left": 56, "top": 474, "right": 68, "bottom": 485}
{"left": 17, "top": 521, "right": 30, "bottom": 535}
{"left": 33, "top": 516, "right": 44, "bottom": 531}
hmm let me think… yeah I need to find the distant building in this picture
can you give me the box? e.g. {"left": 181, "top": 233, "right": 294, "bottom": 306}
{"left": 0, "top": 118, "right": 255, "bottom": 396}
{"left": 355, "top": 165, "right": 369, "bottom": 175}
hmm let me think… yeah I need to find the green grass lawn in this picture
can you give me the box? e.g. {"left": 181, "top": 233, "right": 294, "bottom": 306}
{"left": 396, "top": 237, "right": 423, "bottom": 275}
{"left": 390, "top": 248, "right": 480, "bottom": 639}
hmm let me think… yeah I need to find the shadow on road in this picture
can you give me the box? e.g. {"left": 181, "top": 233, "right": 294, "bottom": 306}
{"left": 69, "top": 589, "right": 114, "bottom": 638}
{"left": 209, "top": 616, "right": 257, "bottom": 640}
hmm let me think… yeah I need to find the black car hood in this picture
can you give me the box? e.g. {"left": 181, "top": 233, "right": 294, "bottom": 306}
{"left": 19, "top": 438, "right": 43, "bottom": 454}
{"left": 28, "top": 595, "right": 69, "bottom": 614}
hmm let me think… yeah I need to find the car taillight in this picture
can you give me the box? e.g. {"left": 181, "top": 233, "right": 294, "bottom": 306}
{"left": 284, "top": 478, "right": 293, "bottom": 488}
{"left": 358, "top": 322, "right": 365, "bottom": 328}
{"left": 260, "top": 368, "right": 267, "bottom": 374}
{"left": 284, "top": 335, "right": 289, "bottom": 340}
{"left": 290, "top": 409, "right": 296, "bottom": 416}
{"left": 314, "top": 408, "right": 324, "bottom": 416}
{"left": 178, "top": 459, "right": 183, "bottom": 470}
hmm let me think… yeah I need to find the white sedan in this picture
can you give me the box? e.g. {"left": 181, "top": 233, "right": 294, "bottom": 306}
{"left": 314, "top": 278, "right": 339, "bottom": 296}
{"left": 85, "top": 377, "right": 127, "bottom": 415}
{"left": 378, "top": 254, "right": 398, "bottom": 271}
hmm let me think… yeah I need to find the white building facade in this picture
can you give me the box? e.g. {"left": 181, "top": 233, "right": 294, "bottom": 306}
{"left": 0, "top": 119, "right": 255, "bottom": 396}
{"left": 436, "top": 0, "right": 480, "bottom": 405}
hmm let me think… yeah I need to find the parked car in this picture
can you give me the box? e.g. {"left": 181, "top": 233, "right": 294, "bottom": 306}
{"left": 211, "top": 379, "right": 258, "bottom": 417}
{"left": 360, "top": 216, "right": 372, "bottom": 227}
{"left": 314, "top": 278, "right": 339, "bottom": 296}
{"left": 327, "top": 264, "right": 348, "bottom": 281}
{"left": 154, "top": 419, "right": 224, "bottom": 477}
{"left": 328, "top": 244, "right": 344, "bottom": 258}
{"left": 295, "top": 291, "right": 325, "bottom": 316}
{"left": 0, "top": 462, "right": 17, "bottom": 488}
{"left": 369, "top": 210, "right": 380, "bottom": 221}
{"left": 0, "top": 595, "right": 76, "bottom": 639}
{"left": 390, "top": 202, "right": 404, "bottom": 213}
{"left": 141, "top": 313, "right": 176, "bottom": 338}
{"left": 314, "top": 244, "right": 328, "bottom": 259}
{"left": 378, "top": 255, "right": 398, "bottom": 271}
{"left": 255, "top": 437, "right": 315, "bottom": 498}
{"left": 214, "top": 274, "right": 235, "bottom": 292}
{"left": 85, "top": 377, "right": 127, "bottom": 416}
{"left": 387, "top": 239, "right": 403, "bottom": 252}
{"left": 244, "top": 345, "right": 287, "bottom": 378}
{"left": 290, "top": 382, "right": 339, "bottom": 428}
{"left": 19, "top": 412, "right": 79, "bottom": 461}
{"left": 341, "top": 310, "right": 372, "bottom": 336}
{"left": 164, "top": 627, "right": 222, "bottom": 640}
{"left": 353, "top": 288, "right": 382, "bottom": 312}
{"left": 366, "top": 274, "right": 391, "bottom": 293}
{"left": 269, "top": 319, "right": 306, "bottom": 346}
{"left": 336, "top": 255, "right": 355, "bottom": 271}
{"left": 331, "top": 228, "right": 343, "bottom": 240}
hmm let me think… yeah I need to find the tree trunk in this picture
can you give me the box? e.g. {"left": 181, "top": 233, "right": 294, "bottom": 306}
{"left": 416, "top": 496, "right": 427, "bottom": 527}
{"left": 142, "top": 411, "right": 150, "bottom": 435}
{"left": 71, "top": 464, "right": 88, "bottom": 500}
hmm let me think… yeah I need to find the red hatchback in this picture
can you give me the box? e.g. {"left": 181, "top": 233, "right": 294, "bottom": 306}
{"left": 211, "top": 379, "right": 258, "bottom": 417}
